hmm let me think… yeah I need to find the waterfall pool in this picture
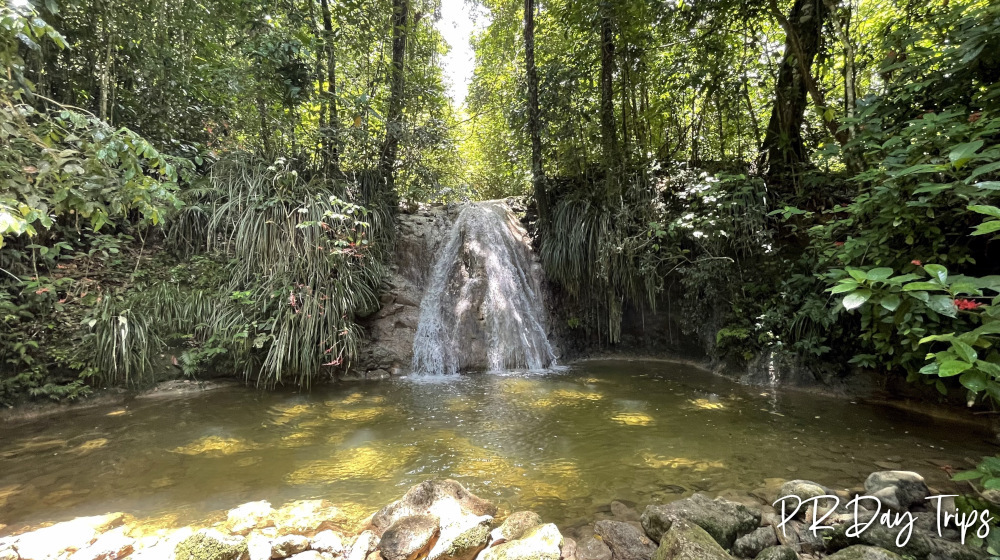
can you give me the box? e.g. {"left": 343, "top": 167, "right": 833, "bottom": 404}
{"left": 0, "top": 359, "right": 991, "bottom": 534}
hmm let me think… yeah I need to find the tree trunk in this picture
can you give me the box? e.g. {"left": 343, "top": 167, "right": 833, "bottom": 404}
{"left": 524, "top": 0, "right": 548, "bottom": 225}
{"left": 599, "top": 10, "right": 619, "bottom": 168}
{"left": 759, "top": 0, "right": 830, "bottom": 182}
{"left": 320, "top": 0, "right": 341, "bottom": 172}
{"left": 379, "top": 0, "right": 408, "bottom": 203}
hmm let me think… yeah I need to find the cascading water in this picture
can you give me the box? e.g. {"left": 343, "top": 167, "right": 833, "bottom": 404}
{"left": 411, "top": 201, "right": 556, "bottom": 375}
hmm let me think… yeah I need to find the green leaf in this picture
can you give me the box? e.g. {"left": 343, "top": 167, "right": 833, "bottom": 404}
{"left": 970, "top": 205, "right": 1000, "bottom": 219}
{"left": 939, "top": 360, "right": 972, "bottom": 377}
{"left": 952, "top": 469, "right": 985, "bottom": 481}
{"left": 880, "top": 294, "right": 901, "bottom": 312}
{"left": 843, "top": 289, "right": 872, "bottom": 310}
{"left": 892, "top": 164, "right": 946, "bottom": 177}
{"left": 927, "top": 295, "right": 958, "bottom": 317}
{"left": 847, "top": 268, "right": 868, "bottom": 282}
{"left": 830, "top": 282, "right": 860, "bottom": 294}
{"left": 960, "top": 370, "right": 988, "bottom": 392}
{"left": 953, "top": 340, "right": 979, "bottom": 363}
{"left": 973, "top": 220, "right": 1000, "bottom": 236}
{"left": 936, "top": 379, "right": 948, "bottom": 395}
{"left": 984, "top": 478, "right": 1000, "bottom": 490}
{"left": 902, "top": 282, "right": 944, "bottom": 291}
{"left": 866, "top": 268, "right": 894, "bottom": 282}
{"left": 924, "top": 264, "right": 948, "bottom": 284}
{"left": 950, "top": 140, "right": 984, "bottom": 168}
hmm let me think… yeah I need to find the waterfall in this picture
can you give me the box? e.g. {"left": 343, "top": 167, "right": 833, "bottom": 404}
{"left": 411, "top": 201, "right": 556, "bottom": 375}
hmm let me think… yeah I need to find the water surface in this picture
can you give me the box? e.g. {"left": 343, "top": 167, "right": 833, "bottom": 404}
{"left": 0, "top": 360, "right": 991, "bottom": 533}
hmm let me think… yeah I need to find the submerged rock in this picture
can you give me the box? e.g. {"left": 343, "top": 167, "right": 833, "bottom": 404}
{"left": 574, "top": 536, "right": 611, "bottom": 560}
{"left": 175, "top": 529, "right": 248, "bottom": 560}
{"left": 479, "top": 524, "right": 563, "bottom": 560}
{"left": 731, "top": 526, "right": 777, "bottom": 559}
{"left": 378, "top": 515, "right": 440, "bottom": 560}
{"left": 593, "top": 521, "right": 656, "bottom": 560}
{"left": 369, "top": 480, "right": 496, "bottom": 538}
{"left": 825, "top": 545, "right": 903, "bottom": 560}
{"left": 863, "top": 472, "right": 929, "bottom": 512}
{"left": 273, "top": 501, "right": 345, "bottom": 536}
{"left": 271, "top": 534, "right": 311, "bottom": 558}
{"left": 651, "top": 518, "right": 733, "bottom": 560}
{"left": 641, "top": 494, "right": 759, "bottom": 549}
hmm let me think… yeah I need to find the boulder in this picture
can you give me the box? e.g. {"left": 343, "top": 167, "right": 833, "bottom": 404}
{"left": 825, "top": 546, "right": 903, "bottom": 560}
{"left": 369, "top": 481, "right": 496, "bottom": 538}
{"left": 271, "top": 535, "right": 310, "bottom": 558}
{"left": 753, "top": 546, "right": 797, "bottom": 560}
{"left": 14, "top": 513, "right": 126, "bottom": 560}
{"left": 478, "top": 524, "right": 563, "bottom": 560}
{"left": 228, "top": 502, "right": 275, "bottom": 535}
{"left": 574, "top": 537, "right": 611, "bottom": 560}
{"left": 311, "top": 531, "right": 346, "bottom": 556}
{"left": 378, "top": 515, "right": 440, "bottom": 560}
{"left": 247, "top": 533, "right": 272, "bottom": 560}
{"left": 776, "top": 481, "right": 828, "bottom": 504}
{"left": 609, "top": 503, "right": 640, "bottom": 523}
{"left": 560, "top": 538, "right": 576, "bottom": 560}
{"left": 0, "top": 548, "right": 17, "bottom": 560}
{"left": 274, "top": 501, "right": 345, "bottom": 536}
{"left": 732, "top": 527, "right": 777, "bottom": 559}
{"left": 428, "top": 514, "right": 491, "bottom": 560}
{"left": 863, "top": 472, "right": 929, "bottom": 512}
{"left": 593, "top": 521, "right": 656, "bottom": 560}
{"left": 641, "top": 494, "right": 760, "bottom": 549}
{"left": 68, "top": 527, "right": 135, "bottom": 560}
{"left": 175, "top": 529, "right": 248, "bottom": 560}
{"left": 347, "top": 532, "right": 378, "bottom": 560}
{"left": 490, "top": 513, "right": 543, "bottom": 545}
{"left": 287, "top": 553, "right": 327, "bottom": 560}
{"left": 826, "top": 522, "right": 988, "bottom": 560}
{"left": 651, "top": 519, "right": 733, "bottom": 560}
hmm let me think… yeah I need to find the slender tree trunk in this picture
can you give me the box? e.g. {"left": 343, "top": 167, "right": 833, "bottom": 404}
{"left": 379, "top": 0, "right": 409, "bottom": 203}
{"left": 599, "top": 9, "right": 619, "bottom": 168}
{"left": 759, "top": 0, "right": 830, "bottom": 182}
{"left": 524, "top": 0, "right": 548, "bottom": 225}
{"left": 320, "top": 0, "right": 341, "bottom": 172}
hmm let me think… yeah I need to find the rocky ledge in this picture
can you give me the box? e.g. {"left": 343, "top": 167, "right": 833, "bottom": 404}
{"left": 0, "top": 474, "right": 989, "bottom": 560}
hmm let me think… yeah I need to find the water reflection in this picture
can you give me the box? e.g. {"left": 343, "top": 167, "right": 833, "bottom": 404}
{"left": 0, "top": 359, "right": 990, "bottom": 535}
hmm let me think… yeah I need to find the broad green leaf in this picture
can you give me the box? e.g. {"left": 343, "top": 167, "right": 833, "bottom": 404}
{"left": 892, "top": 164, "right": 946, "bottom": 177}
{"left": 880, "top": 294, "right": 901, "bottom": 312}
{"left": 830, "top": 282, "right": 860, "bottom": 294}
{"left": 843, "top": 289, "right": 872, "bottom": 310}
{"left": 973, "top": 220, "right": 1000, "bottom": 236}
{"left": 952, "top": 470, "right": 985, "bottom": 481}
{"left": 960, "top": 370, "right": 988, "bottom": 392}
{"left": 939, "top": 360, "right": 971, "bottom": 377}
{"left": 970, "top": 205, "right": 1000, "bottom": 219}
{"left": 924, "top": 264, "right": 948, "bottom": 284}
{"left": 902, "top": 282, "right": 943, "bottom": 291}
{"left": 950, "top": 140, "right": 984, "bottom": 168}
{"left": 866, "top": 268, "right": 894, "bottom": 282}
{"left": 953, "top": 340, "right": 978, "bottom": 363}
{"left": 847, "top": 268, "right": 868, "bottom": 282}
{"left": 927, "top": 295, "right": 958, "bottom": 317}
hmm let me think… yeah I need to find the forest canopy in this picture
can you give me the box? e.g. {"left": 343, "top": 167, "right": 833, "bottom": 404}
{"left": 1, "top": 0, "right": 999, "bottom": 408}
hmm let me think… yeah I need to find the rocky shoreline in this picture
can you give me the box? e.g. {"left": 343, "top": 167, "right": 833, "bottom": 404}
{"left": 0, "top": 473, "right": 989, "bottom": 560}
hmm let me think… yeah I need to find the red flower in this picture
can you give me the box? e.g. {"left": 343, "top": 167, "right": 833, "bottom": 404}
{"left": 955, "top": 299, "right": 981, "bottom": 311}
{"left": 834, "top": 241, "right": 845, "bottom": 247}
{"left": 911, "top": 260, "right": 922, "bottom": 266}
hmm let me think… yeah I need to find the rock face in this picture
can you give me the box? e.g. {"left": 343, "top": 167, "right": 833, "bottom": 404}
{"left": 825, "top": 545, "right": 904, "bottom": 560}
{"left": 641, "top": 494, "right": 760, "bottom": 549}
{"left": 369, "top": 480, "right": 497, "bottom": 537}
{"left": 575, "top": 537, "right": 611, "bottom": 560}
{"left": 754, "top": 546, "right": 798, "bottom": 560}
{"left": 731, "top": 526, "right": 777, "bottom": 559}
{"left": 862, "top": 471, "right": 929, "bottom": 512}
{"left": 379, "top": 515, "right": 441, "bottom": 560}
{"left": 592, "top": 521, "right": 656, "bottom": 560}
{"left": 428, "top": 514, "right": 491, "bottom": 560}
{"left": 479, "top": 524, "right": 563, "bottom": 560}
{"left": 651, "top": 519, "right": 733, "bottom": 560}
{"left": 491, "top": 513, "right": 543, "bottom": 545}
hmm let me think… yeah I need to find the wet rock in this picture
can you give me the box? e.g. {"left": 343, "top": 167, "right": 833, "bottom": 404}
{"left": 490, "top": 513, "right": 543, "bottom": 545}
{"left": 651, "top": 518, "right": 733, "bottom": 560}
{"left": 131, "top": 528, "right": 195, "bottom": 560}
{"left": 287, "top": 553, "right": 327, "bottom": 560}
{"left": 574, "top": 536, "right": 611, "bottom": 560}
{"left": 175, "top": 529, "right": 248, "bottom": 560}
{"left": 754, "top": 546, "right": 797, "bottom": 560}
{"left": 428, "top": 514, "right": 491, "bottom": 560}
{"left": 68, "top": 526, "right": 134, "bottom": 560}
{"left": 379, "top": 515, "right": 440, "bottom": 560}
{"left": 560, "top": 538, "right": 576, "bottom": 560}
{"left": 774, "top": 481, "right": 832, "bottom": 520}
{"left": 826, "top": 522, "right": 987, "bottom": 560}
{"left": 825, "top": 545, "right": 903, "bottom": 560}
{"left": 732, "top": 527, "right": 777, "bottom": 559}
{"left": 478, "top": 524, "right": 563, "bottom": 560}
{"left": 593, "top": 521, "right": 656, "bottom": 560}
{"left": 863, "top": 472, "right": 929, "bottom": 512}
{"left": 610, "top": 503, "right": 640, "bottom": 523}
{"left": 0, "top": 548, "right": 17, "bottom": 560}
{"left": 229, "top": 502, "right": 276, "bottom": 536}
{"left": 311, "top": 531, "right": 346, "bottom": 556}
{"left": 641, "top": 494, "right": 760, "bottom": 549}
{"left": 14, "top": 513, "right": 126, "bottom": 560}
{"left": 274, "top": 501, "right": 345, "bottom": 536}
{"left": 271, "top": 535, "right": 311, "bottom": 558}
{"left": 369, "top": 480, "right": 496, "bottom": 538}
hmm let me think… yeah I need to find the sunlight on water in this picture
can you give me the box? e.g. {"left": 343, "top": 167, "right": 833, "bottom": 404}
{"left": 0, "top": 359, "right": 992, "bottom": 535}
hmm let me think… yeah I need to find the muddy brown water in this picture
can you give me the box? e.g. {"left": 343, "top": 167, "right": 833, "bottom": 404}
{"left": 0, "top": 359, "right": 992, "bottom": 534}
